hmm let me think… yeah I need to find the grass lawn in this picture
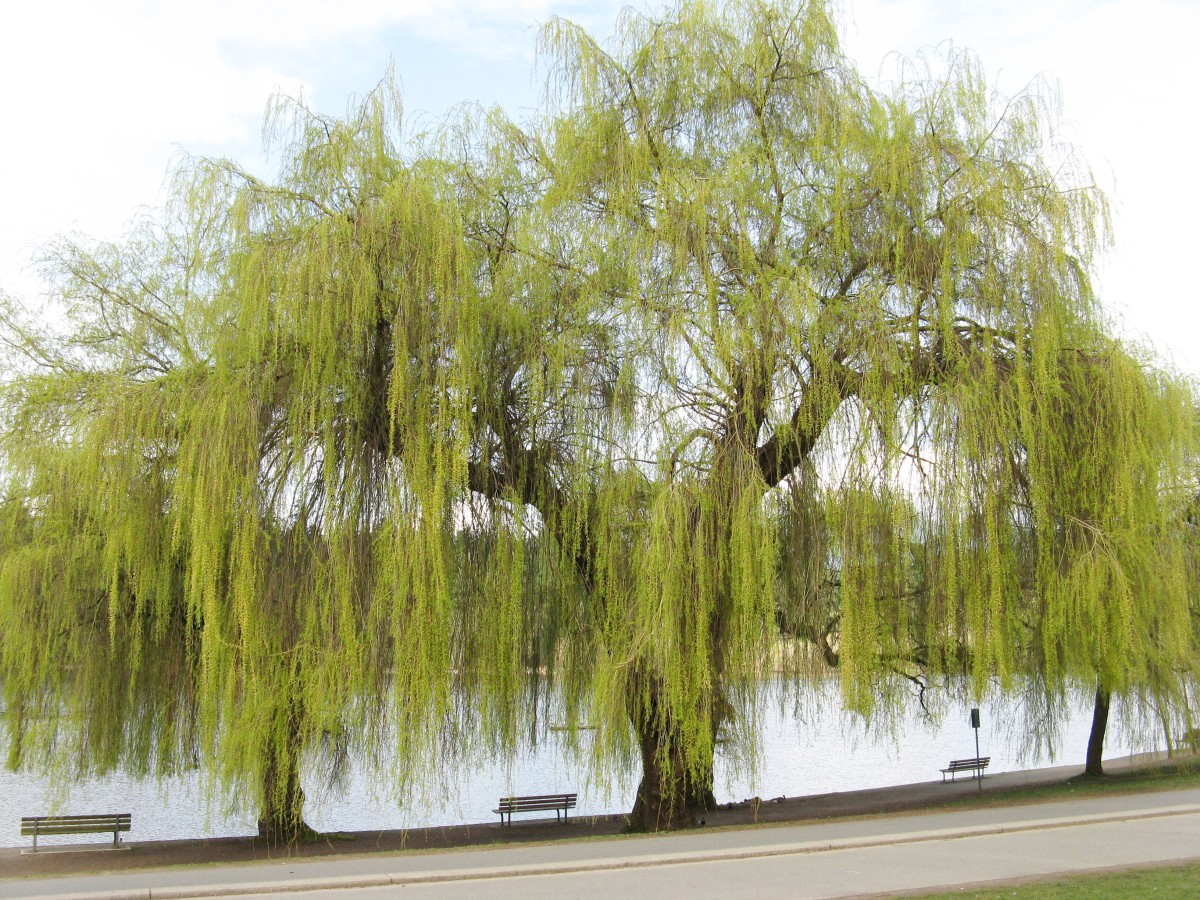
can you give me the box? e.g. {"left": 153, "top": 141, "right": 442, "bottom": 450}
{"left": 906, "top": 860, "right": 1200, "bottom": 898}
{"left": 926, "top": 758, "right": 1200, "bottom": 813}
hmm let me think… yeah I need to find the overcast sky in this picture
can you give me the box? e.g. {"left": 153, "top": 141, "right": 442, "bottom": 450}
{"left": 2, "top": 0, "right": 1196, "bottom": 373}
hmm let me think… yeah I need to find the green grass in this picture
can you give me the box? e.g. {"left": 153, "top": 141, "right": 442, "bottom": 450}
{"left": 922, "top": 760, "right": 1200, "bottom": 814}
{"left": 905, "top": 860, "right": 1200, "bottom": 898}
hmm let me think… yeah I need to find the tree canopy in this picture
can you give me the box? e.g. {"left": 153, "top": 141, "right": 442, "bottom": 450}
{"left": 2, "top": 0, "right": 1196, "bottom": 837}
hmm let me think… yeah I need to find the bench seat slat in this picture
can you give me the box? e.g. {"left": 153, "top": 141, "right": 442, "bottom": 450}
{"left": 496, "top": 802, "right": 577, "bottom": 810}
{"left": 21, "top": 815, "right": 131, "bottom": 826}
{"left": 21, "top": 823, "right": 131, "bottom": 836}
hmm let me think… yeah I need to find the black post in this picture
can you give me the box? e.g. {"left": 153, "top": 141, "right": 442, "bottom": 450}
{"left": 970, "top": 708, "right": 982, "bottom": 792}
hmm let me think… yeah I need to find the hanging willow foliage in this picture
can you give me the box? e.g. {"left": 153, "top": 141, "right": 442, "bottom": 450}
{"left": 1, "top": 0, "right": 1196, "bottom": 838}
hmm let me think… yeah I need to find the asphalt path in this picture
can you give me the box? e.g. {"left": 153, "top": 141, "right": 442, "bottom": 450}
{"left": 5, "top": 787, "right": 1199, "bottom": 900}
{"left": 239, "top": 810, "right": 1200, "bottom": 899}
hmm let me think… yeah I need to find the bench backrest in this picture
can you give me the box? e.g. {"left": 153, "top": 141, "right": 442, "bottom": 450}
{"left": 497, "top": 794, "right": 577, "bottom": 812}
{"left": 947, "top": 757, "right": 990, "bottom": 769}
{"left": 20, "top": 814, "right": 132, "bottom": 836}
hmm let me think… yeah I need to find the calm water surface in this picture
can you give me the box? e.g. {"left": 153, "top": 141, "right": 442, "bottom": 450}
{"left": 0, "top": 684, "right": 1146, "bottom": 848}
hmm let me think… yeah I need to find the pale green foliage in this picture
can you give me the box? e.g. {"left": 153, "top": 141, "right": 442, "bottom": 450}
{"left": 0, "top": 0, "right": 1195, "bottom": 828}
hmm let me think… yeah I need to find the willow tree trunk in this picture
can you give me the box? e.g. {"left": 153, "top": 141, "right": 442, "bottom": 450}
{"left": 1084, "top": 687, "right": 1110, "bottom": 778}
{"left": 626, "top": 673, "right": 719, "bottom": 832}
{"left": 257, "top": 709, "right": 317, "bottom": 844}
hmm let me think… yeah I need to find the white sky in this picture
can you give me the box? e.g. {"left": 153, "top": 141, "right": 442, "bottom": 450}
{"left": 2, "top": 0, "right": 1197, "bottom": 373}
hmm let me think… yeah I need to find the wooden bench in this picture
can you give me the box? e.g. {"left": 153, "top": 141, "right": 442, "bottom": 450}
{"left": 20, "top": 814, "right": 131, "bottom": 852}
{"left": 494, "top": 793, "right": 577, "bottom": 826}
{"left": 940, "top": 757, "right": 990, "bottom": 782}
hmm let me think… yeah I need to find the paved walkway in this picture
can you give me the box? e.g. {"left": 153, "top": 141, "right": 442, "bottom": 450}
{"left": 1, "top": 752, "right": 1196, "bottom": 899}
{"left": 229, "top": 801, "right": 1200, "bottom": 899}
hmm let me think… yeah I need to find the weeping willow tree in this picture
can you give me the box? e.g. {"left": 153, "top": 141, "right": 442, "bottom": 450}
{"left": 0, "top": 71, "right": 616, "bottom": 841}
{"left": 0, "top": 87, "right": 478, "bottom": 842}
{"left": 1022, "top": 348, "right": 1198, "bottom": 775}
{"left": 774, "top": 345, "right": 1199, "bottom": 772}
{"left": 516, "top": 0, "right": 1199, "bottom": 827}
{"left": 1, "top": 0, "right": 1196, "bottom": 841}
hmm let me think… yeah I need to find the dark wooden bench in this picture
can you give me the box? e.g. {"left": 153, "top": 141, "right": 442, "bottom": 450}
{"left": 494, "top": 793, "right": 577, "bottom": 826}
{"left": 20, "top": 813, "right": 131, "bottom": 852}
{"left": 941, "top": 757, "right": 990, "bottom": 782}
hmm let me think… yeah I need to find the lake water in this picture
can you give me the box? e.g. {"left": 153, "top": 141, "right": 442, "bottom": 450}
{"left": 0, "top": 683, "right": 1149, "bottom": 848}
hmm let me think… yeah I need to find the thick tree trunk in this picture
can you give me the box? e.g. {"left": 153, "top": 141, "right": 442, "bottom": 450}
{"left": 1084, "top": 687, "right": 1110, "bottom": 778}
{"left": 257, "top": 708, "right": 317, "bottom": 844}
{"left": 627, "top": 726, "right": 716, "bottom": 831}
{"left": 625, "top": 673, "right": 719, "bottom": 832}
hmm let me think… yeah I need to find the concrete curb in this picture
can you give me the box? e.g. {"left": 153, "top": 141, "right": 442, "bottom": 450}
{"left": 30, "top": 803, "right": 1200, "bottom": 900}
